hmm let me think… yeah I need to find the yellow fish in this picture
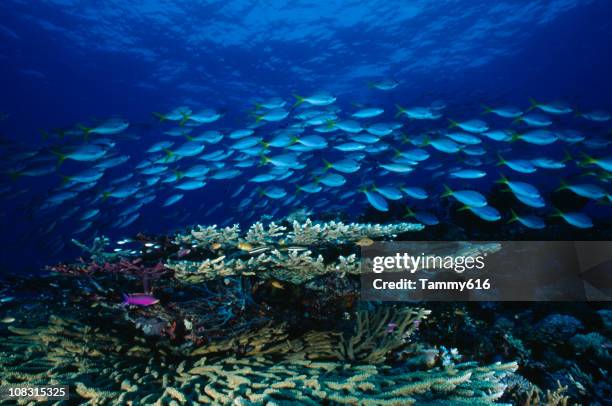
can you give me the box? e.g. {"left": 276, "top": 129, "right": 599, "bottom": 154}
{"left": 238, "top": 242, "right": 253, "bottom": 251}
{"left": 355, "top": 237, "right": 374, "bottom": 247}
{"left": 271, "top": 281, "right": 285, "bottom": 289}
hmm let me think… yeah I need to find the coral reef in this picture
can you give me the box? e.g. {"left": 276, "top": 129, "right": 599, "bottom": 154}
{"left": 0, "top": 302, "right": 518, "bottom": 405}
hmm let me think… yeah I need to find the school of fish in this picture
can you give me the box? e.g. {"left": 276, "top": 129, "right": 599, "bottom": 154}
{"left": 1, "top": 81, "right": 611, "bottom": 258}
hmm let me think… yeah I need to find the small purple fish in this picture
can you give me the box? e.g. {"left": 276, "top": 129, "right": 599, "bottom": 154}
{"left": 122, "top": 293, "right": 159, "bottom": 306}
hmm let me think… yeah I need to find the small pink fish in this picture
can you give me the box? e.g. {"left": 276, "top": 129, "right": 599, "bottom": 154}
{"left": 122, "top": 293, "right": 159, "bottom": 306}
{"left": 386, "top": 322, "right": 398, "bottom": 333}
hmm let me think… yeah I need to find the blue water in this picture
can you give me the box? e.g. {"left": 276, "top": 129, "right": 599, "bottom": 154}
{"left": 1, "top": 0, "right": 611, "bottom": 272}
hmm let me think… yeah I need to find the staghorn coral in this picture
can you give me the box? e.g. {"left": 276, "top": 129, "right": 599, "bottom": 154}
{"left": 167, "top": 249, "right": 361, "bottom": 284}
{"left": 0, "top": 303, "right": 518, "bottom": 405}
{"left": 331, "top": 306, "right": 432, "bottom": 364}
{"left": 175, "top": 218, "right": 424, "bottom": 248}
{"left": 167, "top": 219, "right": 503, "bottom": 284}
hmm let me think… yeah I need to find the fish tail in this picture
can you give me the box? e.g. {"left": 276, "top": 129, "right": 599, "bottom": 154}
{"left": 292, "top": 94, "right": 305, "bottom": 108}
{"left": 403, "top": 207, "right": 415, "bottom": 218}
{"left": 367, "top": 81, "right": 375, "bottom": 89}
{"left": 78, "top": 124, "right": 91, "bottom": 135}
{"left": 122, "top": 293, "right": 129, "bottom": 305}
{"left": 260, "top": 155, "right": 271, "bottom": 166}
{"left": 510, "top": 131, "right": 520, "bottom": 142}
{"left": 507, "top": 209, "right": 519, "bottom": 224}
{"left": 183, "top": 134, "right": 193, "bottom": 141}
{"left": 392, "top": 147, "right": 401, "bottom": 157}
{"left": 447, "top": 118, "right": 458, "bottom": 128}
{"left": 562, "top": 149, "right": 573, "bottom": 163}
{"left": 179, "top": 112, "right": 190, "bottom": 126}
{"left": 511, "top": 116, "right": 523, "bottom": 125}
{"left": 549, "top": 206, "right": 563, "bottom": 218}
{"left": 51, "top": 149, "right": 66, "bottom": 167}
{"left": 325, "top": 119, "right": 335, "bottom": 129}
{"left": 102, "top": 191, "right": 111, "bottom": 201}
{"left": 394, "top": 104, "right": 406, "bottom": 118}
{"left": 174, "top": 170, "right": 183, "bottom": 181}
{"left": 555, "top": 178, "right": 568, "bottom": 192}
{"left": 254, "top": 115, "right": 264, "bottom": 123}
{"left": 457, "top": 205, "right": 470, "bottom": 212}
{"left": 163, "top": 148, "right": 174, "bottom": 162}
{"left": 574, "top": 108, "right": 582, "bottom": 118}
{"left": 495, "top": 153, "right": 505, "bottom": 167}
{"left": 579, "top": 152, "right": 595, "bottom": 167}
{"left": 152, "top": 112, "right": 167, "bottom": 122}
{"left": 59, "top": 174, "right": 71, "bottom": 185}
{"left": 39, "top": 129, "right": 49, "bottom": 140}
{"left": 527, "top": 97, "right": 538, "bottom": 112}
{"left": 441, "top": 184, "right": 453, "bottom": 198}
{"left": 322, "top": 158, "right": 332, "bottom": 171}
{"left": 495, "top": 173, "right": 507, "bottom": 184}
{"left": 480, "top": 104, "right": 492, "bottom": 115}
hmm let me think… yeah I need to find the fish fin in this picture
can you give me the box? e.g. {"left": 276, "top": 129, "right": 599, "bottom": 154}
{"left": 59, "top": 174, "right": 71, "bottom": 185}
{"left": 78, "top": 124, "right": 91, "bottom": 136}
{"left": 495, "top": 153, "right": 505, "bottom": 167}
{"left": 555, "top": 178, "right": 568, "bottom": 192}
{"left": 441, "top": 184, "right": 453, "bottom": 198}
{"left": 403, "top": 207, "right": 415, "bottom": 218}
{"left": 260, "top": 155, "right": 271, "bottom": 166}
{"left": 527, "top": 97, "right": 539, "bottom": 112}
{"left": 292, "top": 94, "right": 305, "bottom": 108}
{"left": 51, "top": 149, "right": 66, "bottom": 167}
{"left": 578, "top": 152, "right": 595, "bottom": 167}
{"left": 480, "top": 104, "right": 492, "bottom": 115}
{"left": 457, "top": 205, "right": 470, "bottom": 212}
{"left": 549, "top": 206, "right": 563, "bottom": 218}
{"left": 179, "top": 112, "right": 190, "bottom": 126}
{"left": 394, "top": 104, "right": 406, "bottom": 118}
{"left": 507, "top": 209, "right": 519, "bottom": 224}
{"left": 447, "top": 118, "right": 459, "bottom": 128}
{"left": 495, "top": 174, "right": 508, "bottom": 184}
{"left": 162, "top": 148, "right": 174, "bottom": 162}
{"left": 152, "top": 112, "right": 166, "bottom": 122}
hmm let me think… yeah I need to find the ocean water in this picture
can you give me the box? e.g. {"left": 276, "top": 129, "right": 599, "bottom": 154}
{"left": 0, "top": 1, "right": 611, "bottom": 404}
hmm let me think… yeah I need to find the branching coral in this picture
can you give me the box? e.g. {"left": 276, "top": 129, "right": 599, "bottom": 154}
{"left": 175, "top": 219, "right": 424, "bottom": 248}
{"left": 0, "top": 304, "right": 518, "bottom": 405}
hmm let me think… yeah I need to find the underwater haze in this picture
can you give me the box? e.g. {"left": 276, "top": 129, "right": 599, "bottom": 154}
{"left": 1, "top": 0, "right": 612, "bottom": 272}
{"left": 0, "top": 0, "right": 612, "bottom": 268}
